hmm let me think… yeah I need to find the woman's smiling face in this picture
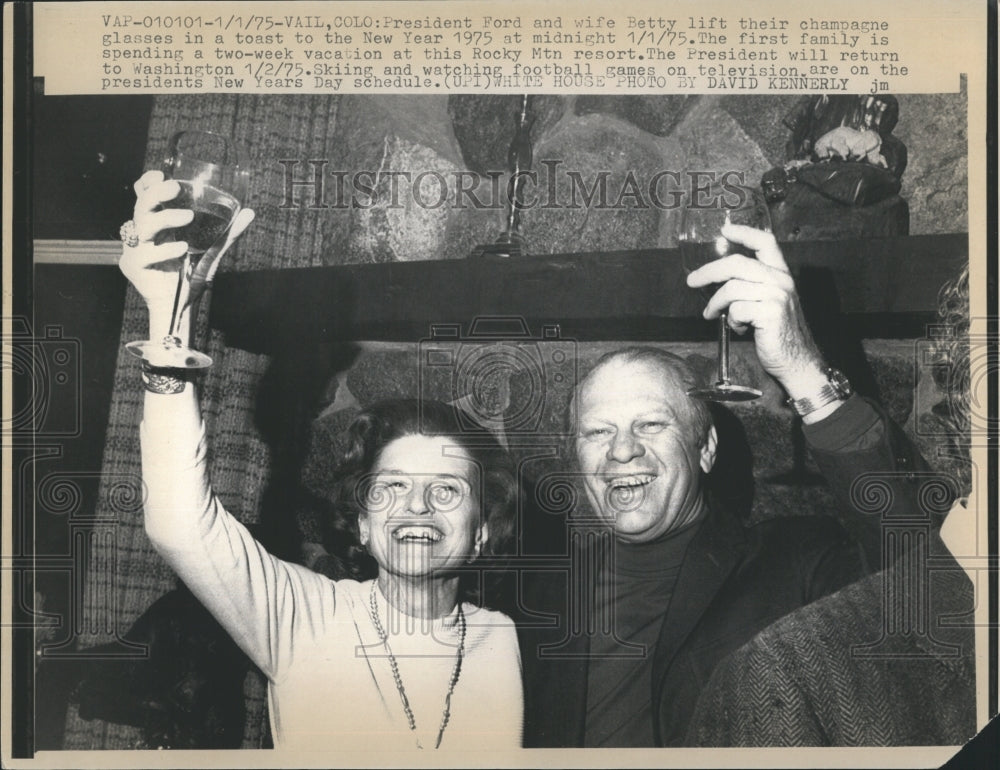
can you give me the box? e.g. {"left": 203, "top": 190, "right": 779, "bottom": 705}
{"left": 358, "top": 434, "right": 487, "bottom": 579}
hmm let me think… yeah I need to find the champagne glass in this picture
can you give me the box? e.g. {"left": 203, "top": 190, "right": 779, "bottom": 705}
{"left": 680, "top": 184, "right": 771, "bottom": 402}
{"left": 126, "top": 130, "right": 249, "bottom": 368}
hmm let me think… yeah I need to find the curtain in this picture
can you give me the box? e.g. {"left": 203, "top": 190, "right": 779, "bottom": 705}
{"left": 63, "top": 94, "right": 345, "bottom": 749}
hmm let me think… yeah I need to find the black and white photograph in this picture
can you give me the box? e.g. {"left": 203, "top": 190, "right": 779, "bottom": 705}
{"left": 4, "top": 0, "right": 996, "bottom": 766}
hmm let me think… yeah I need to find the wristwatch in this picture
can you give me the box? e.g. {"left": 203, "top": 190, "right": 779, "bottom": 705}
{"left": 786, "top": 367, "right": 853, "bottom": 417}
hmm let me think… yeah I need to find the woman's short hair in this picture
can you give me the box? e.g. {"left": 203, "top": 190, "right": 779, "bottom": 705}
{"left": 325, "top": 399, "right": 518, "bottom": 595}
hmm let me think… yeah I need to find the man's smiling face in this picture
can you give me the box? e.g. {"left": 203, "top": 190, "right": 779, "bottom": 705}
{"left": 574, "top": 357, "right": 717, "bottom": 543}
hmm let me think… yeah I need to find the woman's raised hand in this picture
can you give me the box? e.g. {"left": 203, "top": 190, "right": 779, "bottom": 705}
{"left": 119, "top": 170, "right": 255, "bottom": 339}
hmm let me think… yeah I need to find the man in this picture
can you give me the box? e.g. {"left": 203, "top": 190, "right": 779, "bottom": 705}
{"left": 516, "top": 224, "right": 932, "bottom": 747}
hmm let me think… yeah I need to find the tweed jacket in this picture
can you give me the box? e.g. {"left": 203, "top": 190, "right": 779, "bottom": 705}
{"left": 685, "top": 532, "right": 976, "bottom": 746}
{"left": 515, "top": 396, "right": 933, "bottom": 747}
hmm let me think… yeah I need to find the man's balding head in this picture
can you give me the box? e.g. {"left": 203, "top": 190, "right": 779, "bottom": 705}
{"left": 571, "top": 347, "right": 718, "bottom": 542}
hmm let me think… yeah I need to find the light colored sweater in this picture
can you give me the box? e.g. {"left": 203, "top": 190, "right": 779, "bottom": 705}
{"left": 140, "top": 398, "right": 523, "bottom": 752}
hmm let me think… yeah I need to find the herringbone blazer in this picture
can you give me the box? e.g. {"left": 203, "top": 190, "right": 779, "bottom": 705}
{"left": 685, "top": 534, "right": 976, "bottom": 746}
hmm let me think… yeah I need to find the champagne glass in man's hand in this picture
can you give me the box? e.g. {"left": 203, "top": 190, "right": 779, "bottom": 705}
{"left": 126, "top": 130, "right": 250, "bottom": 369}
{"left": 680, "top": 185, "right": 771, "bottom": 402}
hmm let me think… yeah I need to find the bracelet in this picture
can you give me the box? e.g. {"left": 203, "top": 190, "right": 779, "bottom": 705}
{"left": 140, "top": 361, "right": 188, "bottom": 395}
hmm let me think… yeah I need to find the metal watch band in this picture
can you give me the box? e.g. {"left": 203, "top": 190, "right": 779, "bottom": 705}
{"left": 787, "top": 385, "right": 841, "bottom": 417}
{"left": 786, "top": 367, "right": 852, "bottom": 417}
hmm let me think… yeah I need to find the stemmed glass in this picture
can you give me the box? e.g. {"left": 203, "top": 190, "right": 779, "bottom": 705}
{"left": 680, "top": 185, "right": 771, "bottom": 402}
{"left": 126, "top": 130, "right": 249, "bottom": 369}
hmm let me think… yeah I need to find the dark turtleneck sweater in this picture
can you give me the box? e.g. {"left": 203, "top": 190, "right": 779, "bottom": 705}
{"left": 583, "top": 519, "right": 700, "bottom": 747}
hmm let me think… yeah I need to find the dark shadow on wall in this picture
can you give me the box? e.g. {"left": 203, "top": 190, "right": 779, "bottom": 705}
{"left": 32, "top": 89, "right": 154, "bottom": 239}
{"left": 251, "top": 342, "right": 363, "bottom": 564}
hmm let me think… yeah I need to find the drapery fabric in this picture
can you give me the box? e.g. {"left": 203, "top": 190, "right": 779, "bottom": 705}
{"left": 64, "top": 94, "right": 346, "bottom": 749}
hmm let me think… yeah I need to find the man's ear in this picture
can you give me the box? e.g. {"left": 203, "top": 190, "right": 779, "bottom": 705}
{"left": 477, "top": 522, "right": 490, "bottom": 554}
{"left": 699, "top": 425, "right": 718, "bottom": 474}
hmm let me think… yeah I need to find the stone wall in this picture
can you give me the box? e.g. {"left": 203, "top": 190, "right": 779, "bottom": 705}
{"left": 257, "top": 90, "right": 967, "bottom": 548}
{"left": 292, "top": 89, "right": 966, "bottom": 266}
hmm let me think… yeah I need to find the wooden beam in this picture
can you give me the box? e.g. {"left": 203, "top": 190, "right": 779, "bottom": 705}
{"left": 210, "top": 233, "right": 968, "bottom": 348}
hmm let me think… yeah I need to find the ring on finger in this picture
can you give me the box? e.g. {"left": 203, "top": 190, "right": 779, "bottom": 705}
{"left": 120, "top": 220, "right": 140, "bottom": 248}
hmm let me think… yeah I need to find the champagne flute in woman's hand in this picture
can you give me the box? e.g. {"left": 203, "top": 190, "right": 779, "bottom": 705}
{"left": 126, "top": 130, "right": 249, "bottom": 369}
{"left": 680, "top": 185, "right": 771, "bottom": 402}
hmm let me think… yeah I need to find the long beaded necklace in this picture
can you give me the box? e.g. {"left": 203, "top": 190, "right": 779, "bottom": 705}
{"left": 368, "top": 581, "right": 466, "bottom": 749}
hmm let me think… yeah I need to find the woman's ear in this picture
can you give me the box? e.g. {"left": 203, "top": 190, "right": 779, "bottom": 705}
{"left": 358, "top": 513, "right": 370, "bottom": 547}
{"left": 699, "top": 425, "right": 718, "bottom": 474}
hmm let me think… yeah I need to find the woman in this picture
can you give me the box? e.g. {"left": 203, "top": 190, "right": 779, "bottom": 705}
{"left": 121, "top": 170, "right": 523, "bottom": 751}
